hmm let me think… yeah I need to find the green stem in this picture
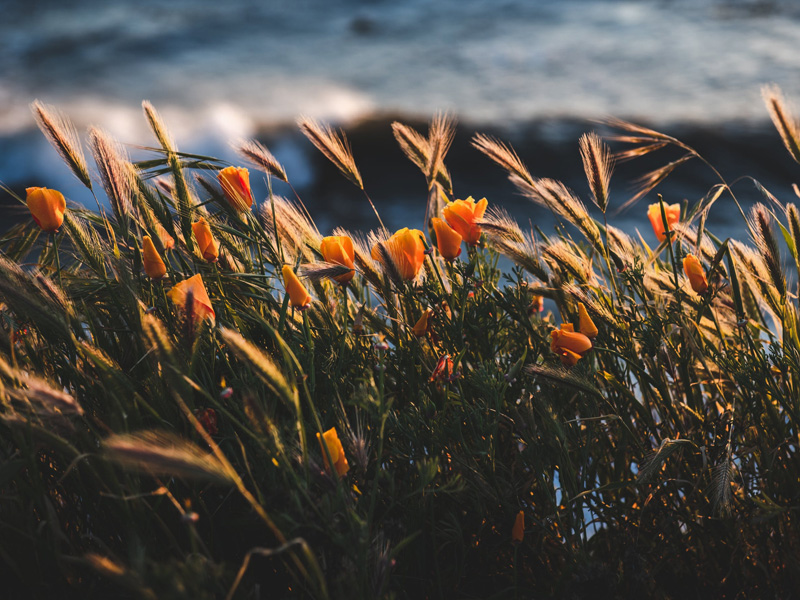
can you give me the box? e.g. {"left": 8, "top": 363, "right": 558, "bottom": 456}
{"left": 53, "top": 230, "right": 63, "bottom": 289}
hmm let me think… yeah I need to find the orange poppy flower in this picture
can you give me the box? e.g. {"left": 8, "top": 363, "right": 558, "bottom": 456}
{"left": 142, "top": 235, "right": 167, "bottom": 279}
{"left": 371, "top": 227, "right": 426, "bottom": 281}
{"left": 317, "top": 427, "right": 349, "bottom": 476}
{"left": 431, "top": 217, "right": 462, "bottom": 260}
{"left": 192, "top": 217, "right": 219, "bottom": 263}
{"left": 217, "top": 166, "right": 253, "bottom": 212}
{"left": 443, "top": 196, "right": 488, "bottom": 245}
{"left": 647, "top": 201, "right": 681, "bottom": 242}
{"left": 320, "top": 235, "right": 356, "bottom": 285}
{"left": 282, "top": 265, "right": 311, "bottom": 310}
{"left": 26, "top": 187, "right": 66, "bottom": 232}
{"left": 683, "top": 254, "right": 709, "bottom": 294}
{"left": 550, "top": 323, "right": 592, "bottom": 366}
{"left": 168, "top": 273, "right": 215, "bottom": 324}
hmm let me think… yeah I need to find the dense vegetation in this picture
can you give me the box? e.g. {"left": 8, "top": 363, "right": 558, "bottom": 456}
{"left": 2, "top": 89, "right": 800, "bottom": 599}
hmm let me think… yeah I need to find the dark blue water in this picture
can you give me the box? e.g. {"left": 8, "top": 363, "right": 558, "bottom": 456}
{"left": 3, "top": 0, "right": 800, "bottom": 241}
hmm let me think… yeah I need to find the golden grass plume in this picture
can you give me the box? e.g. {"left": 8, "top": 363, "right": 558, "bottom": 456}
{"left": 236, "top": 138, "right": 288, "bottom": 183}
{"left": 104, "top": 430, "right": 234, "bottom": 484}
{"left": 31, "top": 100, "right": 92, "bottom": 190}
{"left": 298, "top": 117, "right": 363, "bottom": 189}
{"left": 762, "top": 84, "right": 800, "bottom": 165}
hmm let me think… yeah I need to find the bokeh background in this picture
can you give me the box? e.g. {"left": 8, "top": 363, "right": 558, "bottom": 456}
{"left": 3, "top": 0, "right": 800, "bottom": 239}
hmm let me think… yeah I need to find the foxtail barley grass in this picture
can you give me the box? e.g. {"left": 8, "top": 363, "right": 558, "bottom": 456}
{"left": 31, "top": 100, "right": 92, "bottom": 190}
{"left": 5, "top": 86, "right": 800, "bottom": 599}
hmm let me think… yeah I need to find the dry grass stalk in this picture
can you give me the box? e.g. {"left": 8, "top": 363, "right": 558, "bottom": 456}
{"left": 579, "top": 132, "right": 614, "bottom": 213}
{"left": 298, "top": 117, "right": 363, "bottom": 189}
{"left": 351, "top": 231, "right": 384, "bottom": 291}
{"left": 219, "top": 328, "right": 297, "bottom": 412}
{"left": 372, "top": 240, "right": 404, "bottom": 288}
{"left": 64, "top": 211, "right": 106, "bottom": 273}
{"left": 605, "top": 225, "right": 635, "bottom": 263}
{"left": 392, "top": 121, "right": 453, "bottom": 193}
{"left": 786, "top": 203, "right": 800, "bottom": 262}
{"left": 477, "top": 207, "right": 525, "bottom": 245}
{"left": 621, "top": 155, "right": 693, "bottom": 213}
{"left": 486, "top": 231, "right": 548, "bottom": 281}
{"left": 392, "top": 122, "right": 430, "bottom": 171}
{"left": 16, "top": 375, "right": 83, "bottom": 417}
{"left": 301, "top": 261, "right": 354, "bottom": 284}
{"left": 642, "top": 264, "right": 679, "bottom": 298}
{"left": 515, "top": 177, "right": 603, "bottom": 252}
{"left": 31, "top": 100, "right": 92, "bottom": 189}
{"left": 637, "top": 438, "right": 694, "bottom": 483}
{"left": 542, "top": 240, "right": 595, "bottom": 285}
{"left": 34, "top": 272, "right": 71, "bottom": 315}
{"left": 605, "top": 117, "right": 676, "bottom": 144}
{"left": 762, "top": 85, "right": 800, "bottom": 165}
{"left": 525, "top": 363, "right": 601, "bottom": 397}
{"left": 89, "top": 127, "right": 134, "bottom": 227}
{"left": 104, "top": 430, "right": 233, "bottom": 484}
{"left": 731, "top": 241, "right": 782, "bottom": 319}
{"left": 425, "top": 113, "right": 455, "bottom": 190}
{"left": 237, "top": 139, "right": 288, "bottom": 182}
{"left": 142, "top": 100, "right": 176, "bottom": 153}
{"left": 471, "top": 133, "right": 535, "bottom": 187}
{"left": 260, "top": 197, "right": 320, "bottom": 263}
{"left": 614, "top": 142, "right": 669, "bottom": 161}
{"left": 749, "top": 203, "right": 785, "bottom": 299}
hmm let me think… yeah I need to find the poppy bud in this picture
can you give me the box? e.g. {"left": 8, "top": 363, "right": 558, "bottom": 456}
{"left": 142, "top": 235, "right": 167, "bottom": 279}
{"left": 192, "top": 217, "right": 219, "bottom": 263}
{"left": 217, "top": 166, "right": 253, "bottom": 212}
{"left": 26, "top": 187, "right": 66, "bottom": 232}
{"left": 412, "top": 308, "right": 434, "bottom": 337}
{"left": 577, "top": 302, "right": 598, "bottom": 338}
{"left": 282, "top": 265, "right": 311, "bottom": 310}
{"left": 683, "top": 253, "right": 709, "bottom": 294}
{"left": 550, "top": 325, "right": 592, "bottom": 367}
{"left": 317, "top": 427, "right": 349, "bottom": 477}
{"left": 647, "top": 201, "right": 681, "bottom": 243}
{"left": 320, "top": 235, "right": 356, "bottom": 285}
{"left": 512, "top": 510, "right": 525, "bottom": 543}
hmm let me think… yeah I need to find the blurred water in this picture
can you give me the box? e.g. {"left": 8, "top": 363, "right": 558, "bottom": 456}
{"left": 2, "top": 0, "right": 800, "bottom": 239}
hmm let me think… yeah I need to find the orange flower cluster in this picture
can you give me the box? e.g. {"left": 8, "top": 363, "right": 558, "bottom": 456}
{"left": 551, "top": 302, "right": 597, "bottom": 367}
